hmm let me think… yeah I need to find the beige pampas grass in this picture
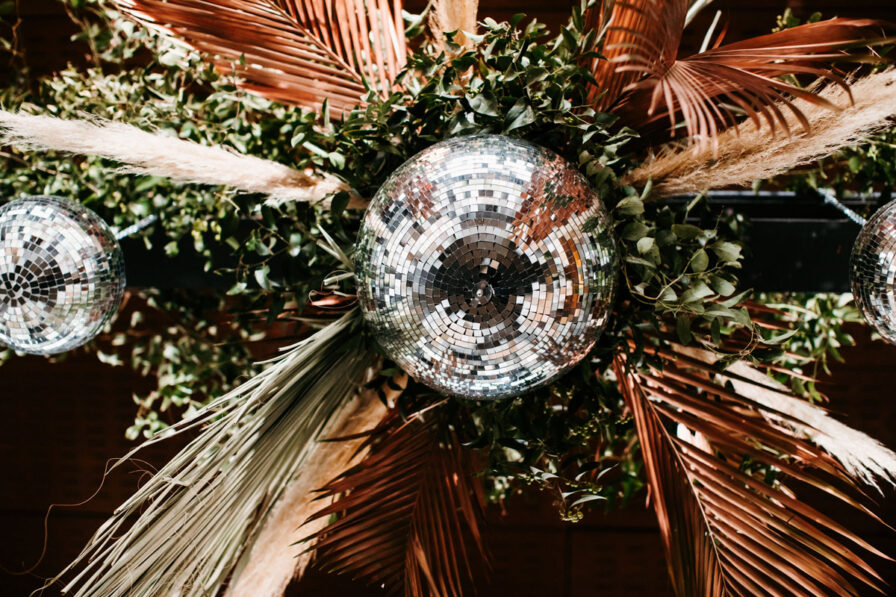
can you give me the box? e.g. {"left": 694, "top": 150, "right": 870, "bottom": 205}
{"left": 624, "top": 69, "right": 896, "bottom": 196}
{"left": 225, "top": 389, "right": 387, "bottom": 597}
{"left": 429, "top": 0, "right": 480, "bottom": 51}
{"left": 0, "top": 110, "right": 356, "bottom": 207}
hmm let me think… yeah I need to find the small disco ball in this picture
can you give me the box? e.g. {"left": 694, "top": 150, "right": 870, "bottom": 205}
{"left": 851, "top": 198, "right": 896, "bottom": 344}
{"left": 356, "top": 135, "right": 618, "bottom": 400}
{"left": 0, "top": 195, "right": 125, "bottom": 355}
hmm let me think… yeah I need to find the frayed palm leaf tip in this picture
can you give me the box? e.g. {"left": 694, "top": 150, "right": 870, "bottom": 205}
{"left": 303, "top": 417, "right": 487, "bottom": 597}
{"left": 54, "top": 311, "right": 374, "bottom": 597}
{"left": 722, "top": 356, "right": 896, "bottom": 491}
{"left": 0, "top": 110, "right": 352, "bottom": 205}
{"left": 615, "top": 339, "right": 895, "bottom": 597}
{"left": 114, "top": 0, "right": 407, "bottom": 115}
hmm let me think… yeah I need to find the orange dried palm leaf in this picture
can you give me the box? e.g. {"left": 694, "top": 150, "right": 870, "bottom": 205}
{"left": 304, "top": 417, "right": 486, "bottom": 597}
{"left": 584, "top": 0, "right": 688, "bottom": 110}
{"left": 613, "top": 341, "right": 894, "bottom": 597}
{"left": 610, "top": 17, "right": 890, "bottom": 150}
{"left": 116, "top": 0, "right": 407, "bottom": 115}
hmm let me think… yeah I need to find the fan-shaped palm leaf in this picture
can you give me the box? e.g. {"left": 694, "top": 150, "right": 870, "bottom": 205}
{"left": 304, "top": 416, "right": 486, "bottom": 597}
{"left": 623, "top": 69, "right": 896, "bottom": 195}
{"left": 613, "top": 339, "right": 896, "bottom": 596}
{"left": 586, "top": 0, "right": 889, "bottom": 149}
{"left": 585, "top": 0, "right": 687, "bottom": 110}
{"left": 116, "top": 0, "right": 407, "bottom": 115}
{"left": 614, "top": 18, "right": 890, "bottom": 150}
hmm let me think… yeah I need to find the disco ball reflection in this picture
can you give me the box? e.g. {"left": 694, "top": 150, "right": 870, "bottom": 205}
{"left": 851, "top": 198, "right": 896, "bottom": 344}
{"left": 355, "top": 135, "right": 618, "bottom": 399}
{"left": 0, "top": 195, "right": 125, "bottom": 355}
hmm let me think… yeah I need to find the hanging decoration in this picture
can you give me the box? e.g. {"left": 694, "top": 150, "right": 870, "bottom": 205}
{"left": 851, "top": 198, "right": 896, "bottom": 343}
{"left": 0, "top": 195, "right": 125, "bottom": 355}
{"left": 1, "top": 1, "right": 896, "bottom": 596}
{"left": 356, "top": 135, "right": 617, "bottom": 399}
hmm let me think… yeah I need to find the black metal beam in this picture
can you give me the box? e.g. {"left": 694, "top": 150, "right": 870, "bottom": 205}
{"left": 119, "top": 192, "right": 888, "bottom": 293}
{"left": 687, "top": 191, "right": 882, "bottom": 293}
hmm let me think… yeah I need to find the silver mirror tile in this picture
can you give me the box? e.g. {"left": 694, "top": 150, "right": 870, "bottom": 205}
{"left": 356, "top": 135, "right": 618, "bottom": 399}
{"left": 0, "top": 196, "right": 125, "bottom": 354}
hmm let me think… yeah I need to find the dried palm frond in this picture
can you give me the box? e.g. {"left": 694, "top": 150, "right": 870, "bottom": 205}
{"left": 613, "top": 339, "right": 895, "bottom": 597}
{"left": 624, "top": 69, "right": 896, "bottom": 195}
{"left": 0, "top": 110, "right": 357, "bottom": 206}
{"left": 586, "top": 0, "right": 889, "bottom": 149}
{"left": 224, "top": 387, "right": 388, "bottom": 597}
{"left": 224, "top": 370, "right": 407, "bottom": 596}
{"left": 613, "top": 18, "right": 889, "bottom": 151}
{"left": 304, "top": 416, "right": 486, "bottom": 597}
{"left": 721, "top": 357, "right": 896, "bottom": 490}
{"left": 429, "top": 0, "right": 480, "bottom": 51}
{"left": 585, "top": 0, "right": 687, "bottom": 111}
{"left": 115, "top": 0, "right": 407, "bottom": 115}
{"left": 55, "top": 310, "right": 376, "bottom": 597}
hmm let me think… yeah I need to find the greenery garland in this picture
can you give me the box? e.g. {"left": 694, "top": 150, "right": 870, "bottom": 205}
{"left": 0, "top": 0, "right": 882, "bottom": 508}
{"left": 2, "top": 1, "right": 895, "bottom": 595}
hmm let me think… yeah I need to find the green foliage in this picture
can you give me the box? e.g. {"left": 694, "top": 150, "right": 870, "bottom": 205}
{"left": 0, "top": 1, "right": 884, "bottom": 522}
{"left": 773, "top": 8, "right": 823, "bottom": 33}
{"left": 813, "top": 130, "right": 896, "bottom": 199}
{"left": 108, "top": 290, "right": 259, "bottom": 439}
{"left": 613, "top": 191, "right": 748, "bottom": 345}
{"left": 457, "top": 362, "right": 644, "bottom": 518}
{"left": 301, "top": 6, "right": 634, "bottom": 201}
{"left": 758, "top": 293, "right": 863, "bottom": 400}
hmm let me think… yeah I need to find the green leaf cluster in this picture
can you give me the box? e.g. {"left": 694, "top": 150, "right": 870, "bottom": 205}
{"left": 0, "top": 0, "right": 881, "bottom": 520}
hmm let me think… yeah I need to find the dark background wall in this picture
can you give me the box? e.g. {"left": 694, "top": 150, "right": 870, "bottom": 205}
{"left": 2, "top": 1, "right": 896, "bottom": 596}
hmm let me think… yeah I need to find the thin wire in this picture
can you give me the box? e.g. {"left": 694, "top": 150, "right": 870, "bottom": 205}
{"left": 820, "top": 189, "right": 868, "bottom": 227}
{"left": 114, "top": 214, "right": 159, "bottom": 240}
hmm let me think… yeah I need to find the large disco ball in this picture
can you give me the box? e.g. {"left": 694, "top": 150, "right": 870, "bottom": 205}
{"left": 851, "top": 198, "right": 896, "bottom": 344}
{"left": 356, "top": 135, "right": 618, "bottom": 400}
{"left": 0, "top": 195, "right": 125, "bottom": 355}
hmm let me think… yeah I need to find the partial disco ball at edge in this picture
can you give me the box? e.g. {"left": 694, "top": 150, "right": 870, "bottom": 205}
{"left": 0, "top": 195, "right": 126, "bottom": 355}
{"left": 355, "top": 135, "right": 618, "bottom": 400}
{"left": 851, "top": 198, "right": 896, "bottom": 344}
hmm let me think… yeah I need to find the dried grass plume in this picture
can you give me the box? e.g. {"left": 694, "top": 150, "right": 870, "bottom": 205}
{"left": 624, "top": 69, "right": 896, "bottom": 196}
{"left": 0, "top": 110, "right": 356, "bottom": 206}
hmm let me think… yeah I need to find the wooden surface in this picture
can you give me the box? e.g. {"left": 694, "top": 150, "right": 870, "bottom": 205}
{"left": 2, "top": 2, "right": 896, "bottom": 596}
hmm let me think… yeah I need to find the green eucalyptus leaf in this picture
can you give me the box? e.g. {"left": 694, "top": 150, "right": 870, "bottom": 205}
{"left": 615, "top": 196, "right": 644, "bottom": 216}
{"left": 636, "top": 237, "right": 655, "bottom": 255}
{"left": 671, "top": 223, "right": 703, "bottom": 240}
{"left": 690, "top": 249, "right": 709, "bottom": 273}
{"left": 711, "top": 241, "right": 743, "bottom": 263}
{"left": 710, "top": 275, "right": 736, "bottom": 297}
